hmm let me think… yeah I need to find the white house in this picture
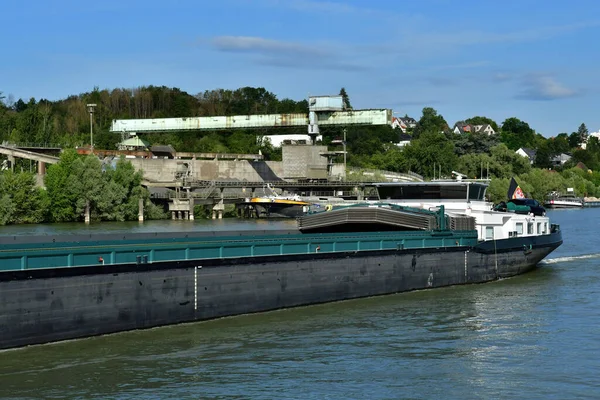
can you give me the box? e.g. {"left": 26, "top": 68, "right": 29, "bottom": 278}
{"left": 453, "top": 123, "right": 496, "bottom": 135}
{"left": 516, "top": 147, "right": 536, "bottom": 164}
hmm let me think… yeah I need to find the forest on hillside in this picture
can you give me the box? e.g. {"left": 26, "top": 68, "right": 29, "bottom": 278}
{"left": 2, "top": 85, "right": 600, "bottom": 225}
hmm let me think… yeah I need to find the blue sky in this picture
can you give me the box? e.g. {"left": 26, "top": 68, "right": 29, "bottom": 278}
{"left": 2, "top": 0, "right": 599, "bottom": 136}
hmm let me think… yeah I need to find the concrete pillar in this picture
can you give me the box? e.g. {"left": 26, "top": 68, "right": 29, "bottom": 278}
{"left": 189, "top": 198, "right": 195, "bottom": 221}
{"left": 172, "top": 211, "right": 176, "bottom": 220}
{"left": 184, "top": 211, "right": 189, "bottom": 220}
{"left": 218, "top": 210, "right": 223, "bottom": 219}
{"left": 37, "top": 161, "right": 46, "bottom": 175}
{"left": 84, "top": 202, "right": 90, "bottom": 224}
{"left": 138, "top": 198, "right": 144, "bottom": 222}
{"left": 212, "top": 210, "right": 216, "bottom": 219}
{"left": 177, "top": 211, "right": 182, "bottom": 220}
{"left": 8, "top": 155, "right": 14, "bottom": 172}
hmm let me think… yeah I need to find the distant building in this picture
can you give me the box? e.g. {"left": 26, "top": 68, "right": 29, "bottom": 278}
{"left": 550, "top": 153, "right": 572, "bottom": 167}
{"left": 516, "top": 147, "right": 537, "bottom": 164}
{"left": 392, "top": 116, "right": 417, "bottom": 133}
{"left": 118, "top": 135, "right": 150, "bottom": 151}
{"left": 396, "top": 133, "right": 413, "bottom": 148}
{"left": 453, "top": 123, "right": 496, "bottom": 135}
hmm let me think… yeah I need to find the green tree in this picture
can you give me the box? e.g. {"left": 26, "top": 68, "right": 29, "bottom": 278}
{"left": 499, "top": 117, "right": 535, "bottom": 150}
{"left": 413, "top": 107, "right": 448, "bottom": 139}
{"left": 568, "top": 132, "right": 581, "bottom": 149}
{"left": 533, "top": 141, "right": 552, "bottom": 169}
{"left": 339, "top": 87, "right": 352, "bottom": 109}
{"left": 577, "top": 123, "right": 589, "bottom": 145}
{"left": 402, "top": 131, "right": 457, "bottom": 177}
{"left": 549, "top": 133, "right": 570, "bottom": 155}
{"left": 453, "top": 131, "right": 500, "bottom": 155}
{"left": 456, "top": 153, "right": 495, "bottom": 179}
{"left": 0, "top": 171, "right": 49, "bottom": 224}
{"left": 44, "top": 149, "right": 81, "bottom": 222}
{"left": 489, "top": 144, "right": 531, "bottom": 177}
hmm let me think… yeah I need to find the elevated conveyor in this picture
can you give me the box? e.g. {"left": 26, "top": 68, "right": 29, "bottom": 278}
{"left": 110, "top": 109, "right": 392, "bottom": 134}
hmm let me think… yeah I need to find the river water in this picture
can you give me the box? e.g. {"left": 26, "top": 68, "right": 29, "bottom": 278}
{"left": 1, "top": 210, "right": 600, "bottom": 399}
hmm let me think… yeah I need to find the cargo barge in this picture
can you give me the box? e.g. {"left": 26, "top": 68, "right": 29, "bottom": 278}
{"left": 0, "top": 181, "right": 562, "bottom": 350}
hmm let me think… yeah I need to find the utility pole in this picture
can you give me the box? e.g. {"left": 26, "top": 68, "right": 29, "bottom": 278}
{"left": 87, "top": 103, "right": 97, "bottom": 153}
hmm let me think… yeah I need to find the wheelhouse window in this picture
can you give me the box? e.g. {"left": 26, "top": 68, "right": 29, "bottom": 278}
{"left": 376, "top": 183, "right": 487, "bottom": 201}
{"left": 537, "top": 222, "right": 542, "bottom": 234}
{"left": 516, "top": 223, "right": 523, "bottom": 235}
{"left": 527, "top": 222, "right": 534, "bottom": 234}
{"left": 485, "top": 226, "right": 494, "bottom": 240}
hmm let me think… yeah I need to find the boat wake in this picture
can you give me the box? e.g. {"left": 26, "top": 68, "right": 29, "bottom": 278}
{"left": 540, "top": 253, "right": 600, "bottom": 264}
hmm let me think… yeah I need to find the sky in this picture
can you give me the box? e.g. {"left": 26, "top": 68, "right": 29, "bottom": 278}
{"left": 2, "top": 0, "right": 599, "bottom": 136}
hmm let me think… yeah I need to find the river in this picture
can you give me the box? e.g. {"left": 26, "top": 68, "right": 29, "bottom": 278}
{"left": 1, "top": 209, "right": 599, "bottom": 399}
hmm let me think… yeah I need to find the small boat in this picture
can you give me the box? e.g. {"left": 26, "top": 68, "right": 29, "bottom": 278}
{"left": 544, "top": 191, "right": 584, "bottom": 208}
{"left": 245, "top": 195, "right": 310, "bottom": 218}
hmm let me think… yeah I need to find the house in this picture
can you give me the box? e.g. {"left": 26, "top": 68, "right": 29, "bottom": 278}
{"left": 391, "top": 117, "right": 407, "bottom": 132}
{"left": 473, "top": 124, "right": 496, "bottom": 135}
{"left": 453, "top": 123, "right": 496, "bottom": 135}
{"left": 399, "top": 116, "right": 417, "bottom": 128}
{"left": 392, "top": 116, "right": 417, "bottom": 133}
{"left": 118, "top": 135, "right": 150, "bottom": 151}
{"left": 396, "top": 133, "right": 413, "bottom": 148}
{"left": 550, "top": 153, "right": 572, "bottom": 167}
{"left": 453, "top": 123, "right": 471, "bottom": 134}
{"left": 516, "top": 147, "right": 537, "bottom": 164}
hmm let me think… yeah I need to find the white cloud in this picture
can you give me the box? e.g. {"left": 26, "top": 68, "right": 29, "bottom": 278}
{"left": 211, "top": 36, "right": 325, "bottom": 57}
{"left": 209, "top": 35, "right": 368, "bottom": 71}
{"left": 516, "top": 75, "right": 579, "bottom": 101}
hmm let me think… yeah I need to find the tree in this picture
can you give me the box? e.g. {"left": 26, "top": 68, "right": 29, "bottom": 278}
{"left": 577, "top": 123, "right": 589, "bottom": 146}
{"left": 499, "top": 117, "right": 535, "bottom": 150}
{"left": 453, "top": 131, "right": 500, "bottom": 155}
{"left": 456, "top": 152, "right": 495, "bottom": 179}
{"left": 44, "top": 149, "right": 81, "bottom": 222}
{"left": 549, "top": 133, "right": 571, "bottom": 155}
{"left": 402, "top": 131, "right": 457, "bottom": 177}
{"left": 339, "top": 87, "right": 352, "bottom": 109}
{"left": 0, "top": 171, "right": 49, "bottom": 224}
{"left": 533, "top": 142, "right": 552, "bottom": 169}
{"left": 568, "top": 132, "right": 581, "bottom": 149}
{"left": 412, "top": 107, "right": 448, "bottom": 139}
{"left": 489, "top": 144, "right": 531, "bottom": 177}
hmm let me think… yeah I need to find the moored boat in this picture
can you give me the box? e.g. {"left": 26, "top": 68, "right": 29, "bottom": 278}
{"left": 544, "top": 191, "right": 584, "bottom": 209}
{"left": 242, "top": 195, "right": 310, "bottom": 218}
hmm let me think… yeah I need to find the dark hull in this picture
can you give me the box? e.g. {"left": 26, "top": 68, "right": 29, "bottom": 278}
{"left": 0, "top": 231, "right": 562, "bottom": 350}
{"left": 253, "top": 203, "right": 306, "bottom": 218}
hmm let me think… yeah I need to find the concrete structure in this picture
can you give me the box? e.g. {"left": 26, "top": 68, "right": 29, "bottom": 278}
{"left": 282, "top": 145, "right": 329, "bottom": 180}
{"left": 0, "top": 143, "right": 60, "bottom": 186}
{"left": 129, "top": 158, "right": 284, "bottom": 184}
